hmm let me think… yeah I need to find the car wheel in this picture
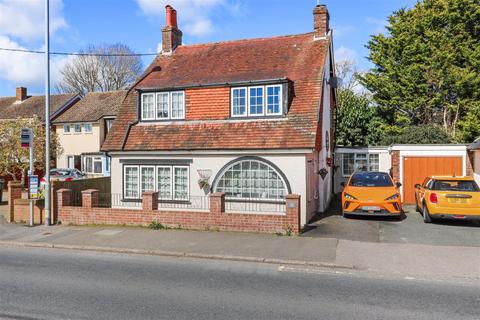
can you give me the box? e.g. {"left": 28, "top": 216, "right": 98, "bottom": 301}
{"left": 422, "top": 203, "right": 432, "bottom": 223}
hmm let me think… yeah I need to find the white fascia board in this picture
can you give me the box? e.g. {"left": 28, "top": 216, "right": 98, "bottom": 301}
{"left": 334, "top": 146, "right": 390, "bottom": 154}
{"left": 391, "top": 144, "right": 467, "bottom": 152}
{"left": 108, "top": 149, "right": 314, "bottom": 156}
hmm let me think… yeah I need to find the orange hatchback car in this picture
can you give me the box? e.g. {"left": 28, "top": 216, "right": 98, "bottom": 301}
{"left": 341, "top": 172, "right": 403, "bottom": 218}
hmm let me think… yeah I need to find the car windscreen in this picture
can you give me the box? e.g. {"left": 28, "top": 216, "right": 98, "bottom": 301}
{"left": 432, "top": 180, "right": 480, "bottom": 192}
{"left": 349, "top": 172, "right": 394, "bottom": 187}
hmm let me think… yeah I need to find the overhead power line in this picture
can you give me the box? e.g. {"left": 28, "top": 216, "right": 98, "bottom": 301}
{"left": 0, "top": 47, "right": 158, "bottom": 56}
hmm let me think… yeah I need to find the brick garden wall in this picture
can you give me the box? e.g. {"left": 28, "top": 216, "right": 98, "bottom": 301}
{"left": 57, "top": 189, "right": 301, "bottom": 234}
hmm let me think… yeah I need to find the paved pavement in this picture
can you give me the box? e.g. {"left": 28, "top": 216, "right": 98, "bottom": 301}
{"left": 0, "top": 246, "right": 478, "bottom": 320}
{"left": 304, "top": 205, "right": 480, "bottom": 247}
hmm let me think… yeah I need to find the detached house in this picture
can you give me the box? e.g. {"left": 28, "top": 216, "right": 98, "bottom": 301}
{"left": 53, "top": 91, "right": 126, "bottom": 176}
{"left": 102, "top": 4, "right": 336, "bottom": 228}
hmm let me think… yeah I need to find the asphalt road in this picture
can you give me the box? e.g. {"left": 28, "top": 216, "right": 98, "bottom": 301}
{"left": 0, "top": 247, "right": 478, "bottom": 320}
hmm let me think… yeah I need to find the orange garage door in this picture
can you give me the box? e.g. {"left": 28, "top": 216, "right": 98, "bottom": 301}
{"left": 403, "top": 157, "right": 463, "bottom": 204}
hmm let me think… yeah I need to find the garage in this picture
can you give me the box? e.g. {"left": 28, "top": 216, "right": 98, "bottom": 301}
{"left": 402, "top": 156, "right": 463, "bottom": 203}
{"left": 391, "top": 145, "right": 469, "bottom": 204}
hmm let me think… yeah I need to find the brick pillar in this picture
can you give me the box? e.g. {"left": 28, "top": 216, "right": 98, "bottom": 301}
{"left": 56, "top": 189, "right": 71, "bottom": 207}
{"left": 285, "top": 194, "right": 301, "bottom": 234}
{"left": 142, "top": 191, "right": 159, "bottom": 211}
{"left": 209, "top": 192, "right": 225, "bottom": 214}
{"left": 8, "top": 181, "right": 23, "bottom": 223}
{"left": 82, "top": 189, "right": 99, "bottom": 208}
{"left": 391, "top": 151, "right": 400, "bottom": 183}
{"left": 466, "top": 150, "right": 474, "bottom": 176}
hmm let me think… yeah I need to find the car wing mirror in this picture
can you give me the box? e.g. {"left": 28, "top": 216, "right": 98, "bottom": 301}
{"left": 396, "top": 182, "right": 402, "bottom": 188}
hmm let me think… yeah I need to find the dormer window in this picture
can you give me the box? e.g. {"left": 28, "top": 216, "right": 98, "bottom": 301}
{"left": 141, "top": 91, "right": 185, "bottom": 121}
{"left": 231, "top": 84, "right": 283, "bottom": 118}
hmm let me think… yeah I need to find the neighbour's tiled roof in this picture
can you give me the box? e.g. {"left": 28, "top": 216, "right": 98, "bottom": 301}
{"left": 53, "top": 90, "right": 127, "bottom": 123}
{"left": 0, "top": 93, "right": 79, "bottom": 121}
{"left": 103, "top": 32, "right": 331, "bottom": 151}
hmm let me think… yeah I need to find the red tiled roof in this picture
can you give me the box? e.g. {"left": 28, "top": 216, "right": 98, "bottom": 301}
{"left": 0, "top": 93, "right": 79, "bottom": 121}
{"left": 53, "top": 90, "right": 127, "bottom": 123}
{"left": 103, "top": 33, "right": 331, "bottom": 151}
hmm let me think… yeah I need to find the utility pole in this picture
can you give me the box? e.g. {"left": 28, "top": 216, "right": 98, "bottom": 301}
{"left": 44, "top": 0, "right": 51, "bottom": 226}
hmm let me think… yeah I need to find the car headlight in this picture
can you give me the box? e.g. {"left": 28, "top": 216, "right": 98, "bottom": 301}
{"left": 344, "top": 193, "right": 357, "bottom": 200}
{"left": 385, "top": 193, "right": 399, "bottom": 201}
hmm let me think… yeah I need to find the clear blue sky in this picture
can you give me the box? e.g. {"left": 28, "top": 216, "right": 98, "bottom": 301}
{"left": 0, "top": 0, "right": 418, "bottom": 96}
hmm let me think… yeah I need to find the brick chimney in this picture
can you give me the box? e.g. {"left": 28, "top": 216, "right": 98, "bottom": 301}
{"left": 162, "top": 5, "right": 183, "bottom": 54}
{"left": 313, "top": 4, "right": 330, "bottom": 39}
{"left": 16, "top": 87, "right": 27, "bottom": 101}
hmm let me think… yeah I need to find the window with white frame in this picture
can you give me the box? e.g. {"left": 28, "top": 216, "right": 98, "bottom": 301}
{"left": 231, "top": 88, "right": 247, "bottom": 116}
{"left": 140, "top": 166, "right": 155, "bottom": 193}
{"left": 156, "top": 92, "right": 169, "bottom": 119}
{"left": 266, "top": 85, "right": 281, "bottom": 115}
{"left": 123, "top": 165, "right": 189, "bottom": 201}
{"left": 63, "top": 124, "right": 71, "bottom": 134}
{"left": 83, "top": 156, "right": 103, "bottom": 174}
{"left": 141, "top": 91, "right": 185, "bottom": 121}
{"left": 231, "top": 84, "right": 283, "bottom": 118}
{"left": 124, "top": 166, "right": 139, "bottom": 199}
{"left": 74, "top": 123, "right": 82, "bottom": 133}
{"left": 249, "top": 87, "right": 264, "bottom": 115}
{"left": 84, "top": 123, "right": 93, "bottom": 133}
{"left": 214, "top": 159, "right": 288, "bottom": 201}
{"left": 141, "top": 93, "right": 155, "bottom": 120}
{"left": 342, "top": 153, "right": 381, "bottom": 177}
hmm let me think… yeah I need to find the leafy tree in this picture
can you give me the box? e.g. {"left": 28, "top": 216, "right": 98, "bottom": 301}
{"left": 0, "top": 117, "right": 62, "bottom": 183}
{"left": 56, "top": 44, "right": 143, "bottom": 95}
{"left": 378, "top": 124, "right": 452, "bottom": 145}
{"left": 335, "top": 88, "right": 381, "bottom": 146}
{"left": 334, "top": 59, "right": 381, "bottom": 146}
{"left": 359, "top": 0, "right": 480, "bottom": 142}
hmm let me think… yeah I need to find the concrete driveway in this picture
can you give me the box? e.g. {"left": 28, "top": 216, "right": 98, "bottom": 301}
{"left": 304, "top": 205, "right": 480, "bottom": 247}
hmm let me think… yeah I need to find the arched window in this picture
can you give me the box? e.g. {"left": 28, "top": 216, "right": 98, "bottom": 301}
{"left": 213, "top": 158, "right": 290, "bottom": 201}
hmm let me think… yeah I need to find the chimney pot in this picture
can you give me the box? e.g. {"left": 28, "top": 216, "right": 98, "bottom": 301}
{"left": 165, "top": 5, "right": 173, "bottom": 27}
{"left": 16, "top": 87, "right": 27, "bottom": 101}
{"left": 313, "top": 4, "right": 330, "bottom": 38}
{"left": 162, "top": 5, "right": 182, "bottom": 53}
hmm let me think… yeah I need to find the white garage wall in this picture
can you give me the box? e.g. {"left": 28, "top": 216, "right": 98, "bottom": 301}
{"left": 333, "top": 147, "right": 391, "bottom": 194}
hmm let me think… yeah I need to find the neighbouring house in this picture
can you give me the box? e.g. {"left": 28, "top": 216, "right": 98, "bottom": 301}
{"left": 0, "top": 87, "right": 80, "bottom": 122}
{"left": 334, "top": 144, "right": 472, "bottom": 204}
{"left": 52, "top": 91, "right": 126, "bottom": 177}
{"left": 0, "top": 87, "right": 81, "bottom": 185}
{"left": 101, "top": 4, "right": 337, "bottom": 229}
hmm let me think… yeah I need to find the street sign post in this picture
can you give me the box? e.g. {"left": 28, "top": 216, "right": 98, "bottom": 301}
{"left": 28, "top": 175, "right": 39, "bottom": 200}
{"left": 21, "top": 128, "right": 35, "bottom": 226}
